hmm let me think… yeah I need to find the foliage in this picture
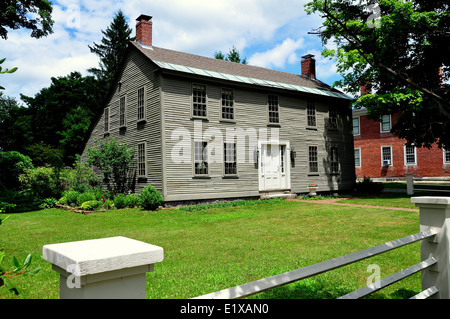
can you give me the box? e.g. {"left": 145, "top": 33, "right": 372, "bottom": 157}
{"left": 0, "top": 0, "right": 54, "bottom": 40}
{"left": 214, "top": 46, "right": 248, "bottom": 64}
{"left": 139, "top": 185, "right": 163, "bottom": 211}
{"left": 355, "top": 177, "right": 384, "bottom": 194}
{"left": 103, "top": 199, "right": 114, "bottom": 210}
{"left": 177, "top": 198, "right": 285, "bottom": 212}
{"left": 0, "top": 151, "right": 34, "bottom": 191}
{"left": 59, "top": 156, "right": 100, "bottom": 193}
{"left": 0, "top": 202, "right": 17, "bottom": 214}
{"left": 18, "top": 165, "right": 60, "bottom": 199}
{"left": 76, "top": 192, "right": 97, "bottom": 207}
{"left": 0, "top": 58, "right": 17, "bottom": 90}
{"left": 87, "top": 138, "right": 134, "bottom": 195}
{"left": 305, "top": 0, "right": 450, "bottom": 148}
{"left": 113, "top": 193, "right": 127, "bottom": 209}
{"left": 88, "top": 9, "right": 132, "bottom": 96}
{"left": 125, "top": 193, "right": 139, "bottom": 208}
{"left": 80, "top": 200, "right": 101, "bottom": 211}
{"left": 39, "top": 197, "right": 57, "bottom": 209}
{"left": 63, "top": 190, "right": 80, "bottom": 206}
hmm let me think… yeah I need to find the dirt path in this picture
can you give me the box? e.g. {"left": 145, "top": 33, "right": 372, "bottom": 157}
{"left": 287, "top": 198, "right": 419, "bottom": 212}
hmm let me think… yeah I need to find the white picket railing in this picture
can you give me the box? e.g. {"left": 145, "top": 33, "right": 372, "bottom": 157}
{"left": 406, "top": 173, "right": 450, "bottom": 195}
{"left": 44, "top": 196, "right": 450, "bottom": 299}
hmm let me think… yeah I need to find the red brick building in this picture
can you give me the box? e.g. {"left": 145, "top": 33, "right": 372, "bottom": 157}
{"left": 352, "top": 108, "right": 450, "bottom": 179}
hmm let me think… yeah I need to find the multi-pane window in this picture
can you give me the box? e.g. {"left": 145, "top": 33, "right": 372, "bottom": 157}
{"left": 381, "top": 115, "right": 391, "bottom": 132}
{"left": 194, "top": 141, "right": 208, "bottom": 175}
{"left": 268, "top": 95, "right": 279, "bottom": 124}
{"left": 137, "top": 142, "right": 146, "bottom": 177}
{"left": 329, "top": 106, "right": 337, "bottom": 129}
{"left": 137, "top": 87, "right": 145, "bottom": 121}
{"left": 307, "top": 100, "right": 316, "bottom": 127}
{"left": 330, "top": 147, "right": 339, "bottom": 174}
{"left": 354, "top": 148, "right": 361, "bottom": 167}
{"left": 224, "top": 142, "right": 237, "bottom": 175}
{"left": 193, "top": 84, "right": 207, "bottom": 118}
{"left": 308, "top": 146, "right": 318, "bottom": 173}
{"left": 104, "top": 107, "right": 109, "bottom": 133}
{"left": 221, "top": 88, "right": 234, "bottom": 120}
{"left": 405, "top": 144, "right": 417, "bottom": 165}
{"left": 280, "top": 146, "right": 285, "bottom": 174}
{"left": 444, "top": 149, "right": 450, "bottom": 164}
{"left": 119, "top": 96, "right": 126, "bottom": 127}
{"left": 382, "top": 146, "right": 392, "bottom": 166}
{"left": 353, "top": 117, "right": 360, "bottom": 135}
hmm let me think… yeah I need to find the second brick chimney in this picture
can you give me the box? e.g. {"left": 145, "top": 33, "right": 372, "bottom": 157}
{"left": 136, "top": 14, "right": 153, "bottom": 47}
{"left": 301, "top": 54, "right": 316, "bottom": 79}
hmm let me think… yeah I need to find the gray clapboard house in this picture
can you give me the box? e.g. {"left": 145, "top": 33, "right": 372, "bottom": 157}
{"left": 81, "top": 15, "right": 355, "bottom": 203}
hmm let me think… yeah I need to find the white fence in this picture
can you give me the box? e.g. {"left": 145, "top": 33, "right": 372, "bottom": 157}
{"left": 406, "top": 173, "right": 450, "bottom": 195}
{"left": 44, "top": 196, "right": 450, "bottom": 299}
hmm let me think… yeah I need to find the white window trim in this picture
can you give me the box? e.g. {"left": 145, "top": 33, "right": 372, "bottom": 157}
{"left": 267, "top": 94, "right": 280, "bottom": 125}
{"left": 354, "top": 148, "right": 361, "bottom": 168}
{"left": 191, "top": 83, "right": 208, "bottom": 120}
{"left": 306, "top": 100, "right": 317, "bottom": 128}
{"left": 308, "top": 145, "right": 319, "bottom": 175}
{"left": 192, "top": 140, "right": 209, "bottom": 177}
{"left": 380, "top": 115, "right": 391, "bottom": 133}
{"left": 444, "top": 149, "right": 450, "bottom": 164}
{"left": 223, "top": 141, "right": 238, "bottom": 177}
{"left": 353, "top": 116, "right": 360, "bottom": 136}
{"left": 220, "top": 87, "right": 235, "bottom": 122}
{"left": 404, "top": 144, "right": 417, "bottom": 166}
{"left": 381, "top": 145, "right": 393, "bottom": 166}
{"left": 137, "top": 142, "right": 147, "bottom": 178}
{"left": 137, "top": 86, "right": 146, "bottom": 123}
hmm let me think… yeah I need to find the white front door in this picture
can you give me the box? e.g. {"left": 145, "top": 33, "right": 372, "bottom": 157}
{"left": 259, "top": 141, "right": 291, "bottom": 191}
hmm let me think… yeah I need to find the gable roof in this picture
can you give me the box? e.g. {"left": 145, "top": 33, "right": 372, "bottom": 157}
{"left": 130, "top": 42, "right": 351, "bottom": 100}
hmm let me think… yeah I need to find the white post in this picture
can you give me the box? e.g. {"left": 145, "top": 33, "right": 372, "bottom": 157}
{"left": 406, "top": 173, "right": 414, "bottom": 195}
{"left": 412, "top": 197, "right": 450, "bottom": 299}
{"left": 43, "top": 236, "right": 164, "bottom": 299}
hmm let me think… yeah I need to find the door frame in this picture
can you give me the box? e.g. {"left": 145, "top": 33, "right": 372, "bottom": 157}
{"left": 258, "top": 140, "right": 291, "bottom": 192}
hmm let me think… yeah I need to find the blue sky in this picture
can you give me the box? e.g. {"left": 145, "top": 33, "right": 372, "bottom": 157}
{"left": 1, "top": 0, "right": 342, "bottom": 102}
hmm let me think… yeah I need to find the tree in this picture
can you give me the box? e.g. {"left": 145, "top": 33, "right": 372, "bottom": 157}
{"left": 0, "top": 0, "right": 54, "bottom": 40}
{"left": 88, "top": 9, "right": 132, "bottom": 95}
{"left": 215, "top": 46, "right": 248, "bottom": 64}
{"left": 305, "top": 0, "right": 450, "bottom": 149}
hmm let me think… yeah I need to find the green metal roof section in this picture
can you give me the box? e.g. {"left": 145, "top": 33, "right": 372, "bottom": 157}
{"left": 153, "top": 60, "right": 352, "bottom": 100}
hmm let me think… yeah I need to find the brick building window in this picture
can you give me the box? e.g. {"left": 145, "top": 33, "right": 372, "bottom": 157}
{"left": 352, "top": 117, "right": 360, "bottom": 135}
{"left": 382, "top": 146, "right": 392, "bottom": 166}
{"left": 354, "top": 148, "right": 361, "bottom": 167}
{"left": 404, "top": 144, "right": 417, "bottom": 165}
{"left": 380, "top": 115, "right": 391, "bottom": 132}
{"left": 445, "top": 149, "right": 450, "bottom": 164}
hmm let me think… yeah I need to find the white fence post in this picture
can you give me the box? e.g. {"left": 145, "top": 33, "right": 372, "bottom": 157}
{"left": 406, "top": 173, "right": 414, "bottom": 195}
{"left": 412, "top": 197, "right": 450, "bottom": 299}
{"left": 43, "top": 236, "right": 164, "bottom": 299}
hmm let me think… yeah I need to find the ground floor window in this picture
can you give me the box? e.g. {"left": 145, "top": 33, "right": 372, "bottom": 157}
{"left": 137, "top": 142, "right": 146, "bottom": 177}
{"left": 308, "top": 146, "right": 318, "bottom": 174}
{"left": 224, "top": 142, "right": 237, "bottom": 175}
{"left": 381, "top": 146, "right": 392, "bottom": 166}
{"left": 330, "top": 147, "right": 339, "bottom": 174}
{"left": 445, "top": 149, "right": 450, "bottom": 164}
{"left": 404, "top": 144, "right": 417, "bottom": 165}
{"left": 354, "top": 148, "right": 361, "bottom": 167}
{"left": 194, "top": 141, "right": 208, "bottom": 175}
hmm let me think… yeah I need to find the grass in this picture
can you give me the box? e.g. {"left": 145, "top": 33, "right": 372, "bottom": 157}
{"left": 0, "top": 198, "right": 422, "bottom": 299}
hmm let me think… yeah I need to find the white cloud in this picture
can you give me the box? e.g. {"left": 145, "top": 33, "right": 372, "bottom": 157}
{"left": 248, "top": 38, "right": 305, "bottom": 69}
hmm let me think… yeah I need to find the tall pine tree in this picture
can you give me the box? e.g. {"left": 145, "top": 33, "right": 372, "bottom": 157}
{"left": 88, "top": 9, "right": 132, "bottom": 95}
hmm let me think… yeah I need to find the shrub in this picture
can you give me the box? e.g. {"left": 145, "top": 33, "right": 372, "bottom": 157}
{"left": 59, "top": 156, "right": 100, "bottom": 193}
{"left": 64, "top": 190, "right": 80, "bottom": 206}
{"left": 103, "top": 199, "right": 114, "bottom": 210}
{"left": 76, "top": 192, "right": 97, "bottom": 207}
{"left": 139, "top": 185, "right": 163, "bottom": 211}
{"left": 58, "top": 196, "right": 68, "bottom": 206}
{"left": 355, "top": 177, "right": 384, "bottom": 194}
{"left": 113, "top": 193, "right": 127, "bottom": 209}
{"left": 80, "top": 200, "right": 101, "bottom": 211}
{"left": 125, "top": 193, "right": 139, "bottom": 208}
{"left": 0, "top": 202, "right": 17, "bottom": 214}
{"left": 40, "top": 198, "right": 57, "bottom": 209}
{"left": 18, "top": 165, "right": 60, "bottom": 199}
{"left": 0, "top": 151, "right": 34, "bottom": 191}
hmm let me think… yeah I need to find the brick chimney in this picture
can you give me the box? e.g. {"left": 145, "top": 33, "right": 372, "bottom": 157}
{"left": 301, "top": 54, "right": 316, "bottom": 79}
{"left": 136, "top": 14, "right": 153, "bottom": 47}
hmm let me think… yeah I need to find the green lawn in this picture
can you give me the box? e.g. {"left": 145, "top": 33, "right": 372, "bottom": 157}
{"left": 0, "top": 199, "right": 422, "bottom": 299}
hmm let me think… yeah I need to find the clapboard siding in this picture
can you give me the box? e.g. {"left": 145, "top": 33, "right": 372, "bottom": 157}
{"left": 81, "top": 49, "right": 163, "bottom": 194}
{"left": 161, "top": 76, "right": 355, "bottom": 202}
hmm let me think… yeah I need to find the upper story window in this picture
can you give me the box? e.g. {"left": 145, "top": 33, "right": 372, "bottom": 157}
{"left": 137, "top": 87, "right": 146, "bottom": 122}
{"left": 329, "top": 106, "right": 338, "bottom": 129}
{"left": 268, "top": 95, "right": 279, "bottom": 124}
{"left": 380, "top": 115, "right": 391, "bottom": 132}
{"left": 221, "top": 88, "right": 234, "bottom": 120}
{"left": 119, "top": 96, "right": 126, "bottom": 127}
{"left": 193, "top": 84, "right": 207, "bottom": 118}
{"left": 404, "top": 144, "right": 417, "bottom": 165}
{"left": 352, "top": 117, "right": 360, "bottom": 135}
{"left": 104, "top": 107, "right": 110, "bottom": 134}
{"left": 307, "top": 100, "right": 316, "bottom": 127}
